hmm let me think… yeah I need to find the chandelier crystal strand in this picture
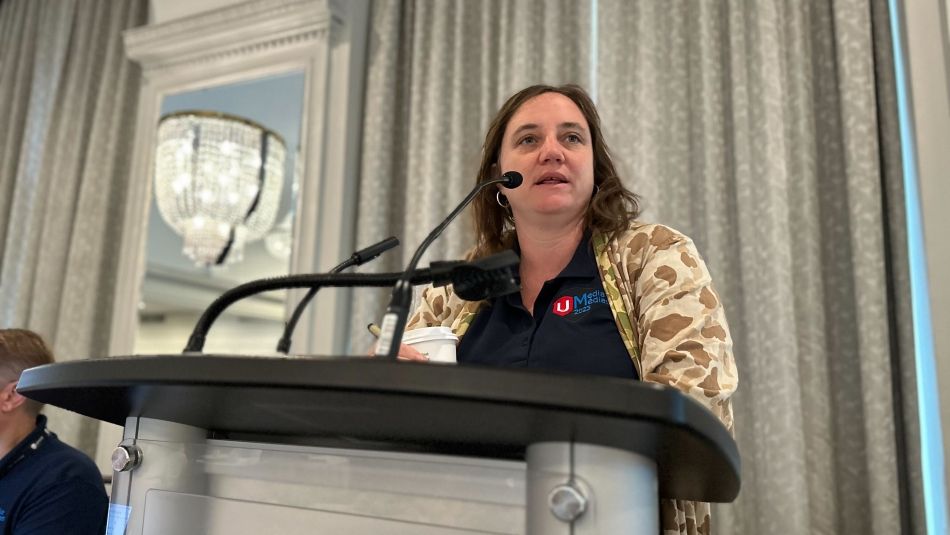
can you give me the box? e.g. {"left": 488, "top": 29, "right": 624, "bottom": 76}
{"left": 154, "top": 111, "right": 286, "bottom": 266}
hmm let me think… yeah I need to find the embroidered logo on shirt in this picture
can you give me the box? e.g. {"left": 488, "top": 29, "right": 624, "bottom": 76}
{"left": 0, "top": 506, "right": 6, "bottom": 523}
{"left": 553, "top": 296, "right": 574, "bottom": 316}
{"left": 553, "top": 289, "right": 608, "bottom": 319}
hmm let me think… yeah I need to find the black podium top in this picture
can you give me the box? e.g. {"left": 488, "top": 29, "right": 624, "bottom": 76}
{"left": 18, "top": 355, "right": 739, "bottom": 502}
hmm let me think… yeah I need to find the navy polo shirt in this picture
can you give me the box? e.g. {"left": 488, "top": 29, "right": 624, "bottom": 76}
{"left": 0, "top": 415, "right": 108, "bottom": 535}
{"left": 458, "top": 232, "right": 638, "bottom": 380}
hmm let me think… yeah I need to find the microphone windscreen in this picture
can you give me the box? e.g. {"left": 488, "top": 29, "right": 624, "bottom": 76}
{"left": 353, "top": 236, "right": 399, "bottom": 265}
{"left": 501, "top": 171, "right": 523, "bottom": 189}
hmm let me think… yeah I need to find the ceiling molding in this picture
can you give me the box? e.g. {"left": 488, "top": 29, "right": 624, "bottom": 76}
{"left": 125, "top": 0, "right": 343, "bottom": 71}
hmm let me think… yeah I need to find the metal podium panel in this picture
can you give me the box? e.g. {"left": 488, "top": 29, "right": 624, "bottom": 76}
{"left": 114, "top": 419, "right": 525, "bottom": 535}
{"left": 142, "top": 491, "right": 509, "bottom": 535}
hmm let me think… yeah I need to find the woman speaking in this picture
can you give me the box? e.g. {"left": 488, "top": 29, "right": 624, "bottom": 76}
{"left": 400, "top": 84, "right": 738, "bottom": 535}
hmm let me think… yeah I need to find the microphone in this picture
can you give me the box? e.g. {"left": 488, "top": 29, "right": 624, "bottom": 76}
{"left": 181, "top": 257, "right": 519, "bottom": 354}
{"left": 374, "top": 171, "right": 523, "bottom": 359}
{"left": 432, "top": 249, "right": 520, "bottom": 301}
{"left": 184, "top": 270, "right": 433, "bottom": 353}
{"left": 276, "top": 237, "right": 399, "bottom": 354}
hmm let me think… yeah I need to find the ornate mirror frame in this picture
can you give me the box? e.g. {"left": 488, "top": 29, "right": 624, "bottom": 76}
{"left": 112, "top": 0, "right": 369, "bottom": 357}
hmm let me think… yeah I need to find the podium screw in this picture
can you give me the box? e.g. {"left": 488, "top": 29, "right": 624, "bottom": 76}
{"left": 548, "top": 484, "right": 588, "bottom": 522}
{"left": 111, "top": 445, "right": 143, "bottom": 472}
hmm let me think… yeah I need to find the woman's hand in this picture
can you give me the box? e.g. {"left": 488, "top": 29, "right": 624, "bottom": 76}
{"left": 366, "top": 342, "right": 428, "bottom": 361}
{"left": 365, "top": 323, "right": 428, "bottom": 361}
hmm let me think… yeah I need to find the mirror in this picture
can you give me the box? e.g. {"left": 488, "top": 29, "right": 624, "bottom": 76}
{"left": 113, "top": 0, "right": 369, "bottom": 360}
{"left": 135, "top": 71, "right": 305, "bottom": 355}
{"left": 99, "top": 0, "right": 368, "bottom": 472}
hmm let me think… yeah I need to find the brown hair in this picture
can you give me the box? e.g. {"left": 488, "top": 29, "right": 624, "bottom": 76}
{"left": 0, "top": 329, "right": 54, "bottom": 415}
{"left": 471, "top": 84, "right": 640, "bottom": 258}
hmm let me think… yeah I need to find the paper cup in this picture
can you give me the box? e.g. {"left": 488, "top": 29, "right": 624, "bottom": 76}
{"left": 402, "top": 326, "right": 458, "bottom": 363}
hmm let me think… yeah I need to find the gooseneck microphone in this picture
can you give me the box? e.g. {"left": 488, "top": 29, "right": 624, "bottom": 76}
{"left": 182, "top": 255, "right": 520, "bottom": 353}
{"left": 184, "top": 270, "right": 433, "bottom": 354}
{"left": 374, "top": 171, "right": 523, "bottom": 359}
{"left": 276, "top": 236, "right": 399, "bottom": 354}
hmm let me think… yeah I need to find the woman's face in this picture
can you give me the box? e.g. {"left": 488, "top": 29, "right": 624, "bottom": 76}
{"left": 497, "top": 92, "right": 595, "bottom": 226}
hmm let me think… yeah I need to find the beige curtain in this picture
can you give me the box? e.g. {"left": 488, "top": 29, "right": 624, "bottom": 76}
{"left": 0, "top": 0, "right": 147, "bottom": 454}
{"left": 350, "top": 0, "right": 592, "bottom": 350}
{"left": 355, "top": 0, "right": 925, "bottom": 534}
{"left": 595, "top": 1, "right": 920, "bottom": 534}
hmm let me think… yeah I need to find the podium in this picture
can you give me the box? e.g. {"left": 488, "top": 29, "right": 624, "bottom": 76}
{"left": 18, "top": 355, "right": 739, "bottom": 534}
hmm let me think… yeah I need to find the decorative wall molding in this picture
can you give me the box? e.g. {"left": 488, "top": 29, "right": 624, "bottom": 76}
{"left": 125, "top": 0, "right": 340, "bottom": 71}
{"left": 136, "top": 28, "right": 332, "bottom": 72}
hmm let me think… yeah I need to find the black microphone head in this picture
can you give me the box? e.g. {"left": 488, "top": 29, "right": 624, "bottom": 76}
{"left": 450, "top": 250, "right": 521, "bottom": 301}
{"left": 353, "top": 236, "right": 399, "bottom": 265}
{"left": 501, "top": 171, "right": 523, "bottom": 189}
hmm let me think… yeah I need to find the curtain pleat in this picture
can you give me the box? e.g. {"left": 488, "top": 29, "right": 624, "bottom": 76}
{"left": 0, "top": 0, "right": 41, "bottom": 257}
{"left": 596, "top": 0, "right": 917, "bottom": 533}
{"left": 0, "top": 0, "right": 148, "bottom": 454}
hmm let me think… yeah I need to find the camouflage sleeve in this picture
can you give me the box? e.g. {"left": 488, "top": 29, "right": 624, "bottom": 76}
{"left": 633, "top": 226, "right": 737, "bottom": 432}
{"left": 663, "top": 499, "right": 711, "bottom": 535}
{"left": 628, "top": 226, "right": 736, "bottom": 535}
{"left": 406, "top": 285, "right": 456, "bottom": 329}
{"left": 406, "top": 245, "right": 481, "bottom": 332}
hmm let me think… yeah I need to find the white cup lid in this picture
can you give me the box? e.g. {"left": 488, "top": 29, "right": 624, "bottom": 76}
{"left": 402, "top": 326, "right": 458, "bottom": 345}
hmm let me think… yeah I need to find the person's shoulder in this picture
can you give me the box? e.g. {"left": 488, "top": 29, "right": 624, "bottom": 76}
{"left": 608, "top": 221, "right": 695, "bottom": 255}
{"left": 36, "top": 433, "right": 105, "bottom": 487}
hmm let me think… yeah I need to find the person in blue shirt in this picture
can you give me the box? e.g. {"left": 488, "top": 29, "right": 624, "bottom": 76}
{"left": 0, "top": 329, "right": 108, "bottom": 535}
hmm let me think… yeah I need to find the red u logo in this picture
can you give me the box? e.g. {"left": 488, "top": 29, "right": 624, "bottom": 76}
{"left": 553, "top": 296, "right": 573, "bottom": 317}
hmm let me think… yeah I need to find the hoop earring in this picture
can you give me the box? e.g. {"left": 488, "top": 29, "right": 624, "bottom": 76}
{"left": 496, "top": 191, "right": 510, "bottom": 208}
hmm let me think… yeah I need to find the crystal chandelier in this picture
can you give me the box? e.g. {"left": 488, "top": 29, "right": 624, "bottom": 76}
{"left": 264, "top": 212, "right": 293, "bottom": 261}
{"left": 265, "top": 149, "right": 300, "bottom": 262}
{"left": 154, "top": 111, "right": 286, "bottom": 266}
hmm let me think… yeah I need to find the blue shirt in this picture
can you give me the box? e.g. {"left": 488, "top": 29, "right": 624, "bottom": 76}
{"left": 458, "top": 232, "right": 637, "bottom": 379}
{"left": 0, "top": 415, "right": 108, "bottom": 535}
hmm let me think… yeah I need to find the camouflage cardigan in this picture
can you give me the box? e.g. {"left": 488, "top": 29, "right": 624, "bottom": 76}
{"left": 406, "top": 222, "right": 738, "bottom": 535}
